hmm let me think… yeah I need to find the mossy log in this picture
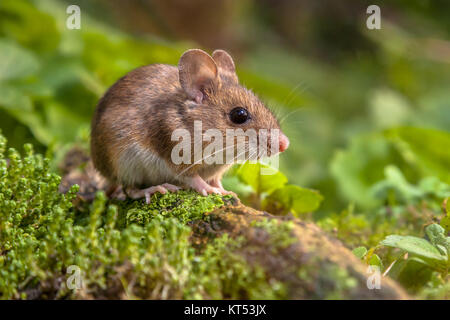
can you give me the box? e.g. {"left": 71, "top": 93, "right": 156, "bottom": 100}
{"left": 197, "top": 204, "right": 409, "bottom": 299}
{"left": 60, "top": 148, "right": 410, "bottom": 299}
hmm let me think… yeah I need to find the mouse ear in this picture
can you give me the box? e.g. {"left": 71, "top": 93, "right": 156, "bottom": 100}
{"left": 212, "top": 49, "right": 238, "bottom": 83}
{"left": 178, "top": 49, "right": 219, "bottom": 104}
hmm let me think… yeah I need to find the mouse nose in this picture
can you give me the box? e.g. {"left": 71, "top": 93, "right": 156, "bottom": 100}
{"left": 279, "top": 134, "right": 289, "bottom": 152}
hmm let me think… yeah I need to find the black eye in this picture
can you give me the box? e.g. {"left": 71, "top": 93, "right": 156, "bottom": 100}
{"left": 229, "top": 107, "right": 250, "bottom": 124}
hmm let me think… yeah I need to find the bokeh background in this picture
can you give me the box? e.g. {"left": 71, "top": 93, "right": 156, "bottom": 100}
{"left": 1, "top": 0, "right": 449, "bottom": 256}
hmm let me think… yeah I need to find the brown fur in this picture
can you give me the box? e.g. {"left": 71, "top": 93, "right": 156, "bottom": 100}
{"left": 91, "top": 49, "right": 284, "bottom": 188}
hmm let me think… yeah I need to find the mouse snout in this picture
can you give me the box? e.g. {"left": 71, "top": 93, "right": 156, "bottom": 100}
{"left": 279, "top": 133, "right": 290, "bottom": 152}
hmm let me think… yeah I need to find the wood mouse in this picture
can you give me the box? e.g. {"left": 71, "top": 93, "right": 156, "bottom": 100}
{"left": 91, "top": 49, "right": 289, "bottom": 203}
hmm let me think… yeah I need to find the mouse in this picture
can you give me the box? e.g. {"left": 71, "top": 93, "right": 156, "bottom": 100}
{"left": 90, "top": 49, "right": 289, "bottom": 203}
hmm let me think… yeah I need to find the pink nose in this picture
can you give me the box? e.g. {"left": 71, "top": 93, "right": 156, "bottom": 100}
{"left": 279, "top": 134, "right": 289, "bottom": 152}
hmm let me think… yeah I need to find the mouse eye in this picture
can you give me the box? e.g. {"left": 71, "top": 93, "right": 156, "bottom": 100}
{"left": 229, "top": 107, "right": 250, "bottom": 124}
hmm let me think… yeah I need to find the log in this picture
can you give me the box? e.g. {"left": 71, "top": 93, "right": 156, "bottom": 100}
{"left": 59, "top": 148, "right": 410, "bottom": 299}
{"left": 198, "top": 204, "right": 409, "bottom": 299}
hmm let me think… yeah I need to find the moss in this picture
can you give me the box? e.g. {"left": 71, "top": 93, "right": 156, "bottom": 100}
{"left": 250, "top": 218, "right": 297, "bottom": 253}
{"left": 0, "top": 132, "right": 285, "bottom": 299}
{"left": 116, "top": 190, "right": 233, "bottom": 228}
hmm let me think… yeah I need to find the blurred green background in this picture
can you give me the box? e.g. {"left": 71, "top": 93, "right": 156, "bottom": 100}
{"left": 1, "top": 1, "right": 449, "bottom": 221}
{"left": 1, "top": 0, "right": 450, "bottom": 297}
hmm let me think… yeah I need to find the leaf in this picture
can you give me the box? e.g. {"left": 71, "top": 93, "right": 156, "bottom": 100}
{"left": 425, "top": 223, "right": 450, "bottom": 256}
{"left": 263, "top": 185, "right": 323, "bottom": 216}
{"left": 0, "top": 40, "right": 40, "bottom": 81}
{"left": 388, "top": 258, "right": 433, "bottom": 291}
{"left": 0, "top": 0, "right": 61, "bottom": 53}
{"left": 0, "top": 84, "right": 33, "bottom": 111}
{"left": 385, "top": 127, "right": 450, "bottom": 183}
{"left": 368, "top": 254, "right": 383, "bottom": 269}
{"left": 418, "top": 176, "right": 450, "bottom": 198}
{"left": 370, "top": 165, "right": 423, "bottom": 202}
{"left": 380, "top": 234, "right": 447, "bottom": 271}
{"left": 332, "top": 127, "right": 450, "bottom": 209}
{"left": 330, "top": 133, "right": 414, "bottom": 209}
{"left": 236, "top": 162, "right": 288, "bottom": 195}
{"left": 352, "top": 246, "right": 367, "bottom": 259}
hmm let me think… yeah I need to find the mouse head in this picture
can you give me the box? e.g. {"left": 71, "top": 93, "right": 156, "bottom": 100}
{"left": 178, "top": 49, "right": 289, "bottom": 160}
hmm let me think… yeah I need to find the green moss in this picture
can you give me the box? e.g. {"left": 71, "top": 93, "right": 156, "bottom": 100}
{"left": 117, "top": 190, "right": 232, "bottom": 227}
{"left": 0, "top": 132, "right": 285, "bottom": 299}
{"left": 250, "top": 218, "right": 297, "bottom": 253}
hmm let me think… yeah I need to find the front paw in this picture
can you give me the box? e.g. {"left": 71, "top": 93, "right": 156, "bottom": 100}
{"left": 193, "top": 184, "right": 222, "bottom": 196}
{"left": 187, "top": 175, "right": 224, "bottom": 196}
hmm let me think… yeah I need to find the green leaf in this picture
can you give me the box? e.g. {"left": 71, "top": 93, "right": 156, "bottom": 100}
{"left": 0, "top": 84, "right": 33, "bottom": 111}
{"left": 236, "top": 162, "right": 287, "bottom": 195}
{"left": 418, "top": 176, "right": 450, "bottom": 198}
{"left": 368, "top": 254, "right": 383, "bottom": 269}
{"left": 425, "top": 223, "right": 450, "bottom": 256}
{"left": 380, "top": 234, "right": 447, "bottom": 271}
{"left": 330, "top": 133, "right": 413, "bottom": 209}
{"left": 371, "top": 165, "right": 423, "bottom": 202}
{"left": 388, "top": 258, "right": 433, "bottom": 291}
{"left": 385, "top": 127, "right": 450, "bottom": 183}
{"left": 352, "top": 246, "right": 367, "bottom": 259}
{"left": 0, "top": 40, "right": 40, "bottom": 81}
{"left": 263, "top": 185, "right": 323, "bottom": 216}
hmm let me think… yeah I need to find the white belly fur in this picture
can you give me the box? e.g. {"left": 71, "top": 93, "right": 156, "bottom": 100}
{"left": 116, "top": 142, "right": 175, "bottom": 187}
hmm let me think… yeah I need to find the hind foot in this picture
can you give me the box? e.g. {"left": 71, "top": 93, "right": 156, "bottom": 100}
{"left": 126, "top": 183, "right": 181, "bottom": 204}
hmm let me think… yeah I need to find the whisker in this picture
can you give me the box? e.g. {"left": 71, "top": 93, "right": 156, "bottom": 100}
{"left": 175, "top": 144, "right": 236, "bottom": 178}
{"left": 234, "top": 145, "right": 259, "bottom": 164}
{"left": 281, "top": 81, "right": 304, "bottom": 107}
{"left": 285, "top": 82, "right": 309, "bottom": 108}
{"left": 279, "top": 108, "right": 305, "bottom": 125}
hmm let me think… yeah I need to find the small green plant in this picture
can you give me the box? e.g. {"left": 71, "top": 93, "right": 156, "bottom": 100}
{"left": 322, "top": 162, "right": 450, "bottom": 298}
{"left": 377, "top": 223, "right": 449, "bottom": 295}
{"left": 380, "top": 224, "right": 449, "bottom": 274}
{"left": 232, "top": 161, "right": 323, "bottom": 216}
{"left": 352, "top": 246, "right": 383, "bottom": 269}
